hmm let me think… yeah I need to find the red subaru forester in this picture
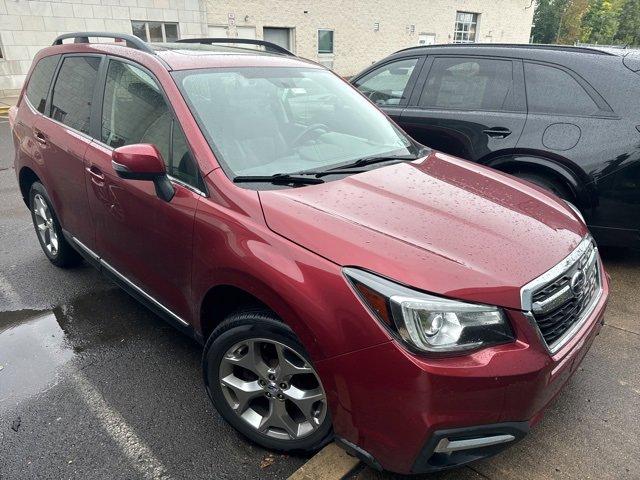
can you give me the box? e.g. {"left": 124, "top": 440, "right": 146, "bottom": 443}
{"left": 11, "top": 33, "right": 609, "bottom": 474}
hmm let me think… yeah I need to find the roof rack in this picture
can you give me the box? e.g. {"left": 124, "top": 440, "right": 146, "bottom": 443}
{"left": 52, "top": 32, "right": 155, "bottom": 55}
{"left": 175, "top": 38, "right": 294, "bottom": 56}
{"left": 396, "top": 43, "right": 616, "bottom": 56}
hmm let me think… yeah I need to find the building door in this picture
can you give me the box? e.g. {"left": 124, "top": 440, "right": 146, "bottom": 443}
{"left": 263, "top": 27, "right": 292, "bottom": 51}
{"left": 237, "top": 26, "right": 257, "bottom": 39}
{"left": 208, "top": 25, "right": 228, "bottom": 37}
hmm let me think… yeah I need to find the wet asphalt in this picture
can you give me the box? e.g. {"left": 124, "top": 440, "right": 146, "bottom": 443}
{"left": 0, "top": 121, "right": 306, "bottom": 479}
{"left": 1, "top": 119, "right": 639, "bottom": 480}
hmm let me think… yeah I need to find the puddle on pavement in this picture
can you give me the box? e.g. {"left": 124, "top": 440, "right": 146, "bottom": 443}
{"left": 0, "top": 288, "right": 198, "bottom": 409}
{"left": 0, "top": 309, "right": 74, "bottom": 407}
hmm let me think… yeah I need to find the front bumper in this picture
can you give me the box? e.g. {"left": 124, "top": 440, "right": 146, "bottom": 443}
{"left": 316, "top": 274, "right": 608, "bottom": 474}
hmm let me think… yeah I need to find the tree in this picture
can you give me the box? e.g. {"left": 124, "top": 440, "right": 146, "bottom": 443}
{"left": 532, "top": 0, "right": 566, "bottom": 43}
{"left": 581, "top": 0, "right": 623, "bottom": 44}
{"left": 615, "top": 0, "right": 640, "bottom": 45}
{"left": 557, "top": 0, "right": 591, "bottom": 43}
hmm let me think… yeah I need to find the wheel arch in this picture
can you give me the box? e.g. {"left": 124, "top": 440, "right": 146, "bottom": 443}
{"left": 197, "top": 278, "right": 322, "bottom": 360}
{"left": 483, "top": 152, "right": 593, "bottom": 208}
{"left": 18, "top": 166, "right": 40, "bottom": 206}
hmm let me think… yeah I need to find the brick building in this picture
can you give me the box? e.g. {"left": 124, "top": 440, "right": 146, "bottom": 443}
{"left": 0, "top": 0, "right": 534, "bottom": 97}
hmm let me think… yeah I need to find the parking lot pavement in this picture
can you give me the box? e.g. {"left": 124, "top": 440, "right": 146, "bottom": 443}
{"left": 0, "top": 121, "right": 307, "bottom": 479}
{"left": 1, "top": 119, "right": 639, "bottom": 480}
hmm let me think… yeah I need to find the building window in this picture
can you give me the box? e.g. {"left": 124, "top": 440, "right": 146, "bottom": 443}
{"left": 131, "top": 21, "right": 179, "bottom": 43}
{"left": 318, "top": 29, "right": 334, "bottom": 54}
{"left": 453, "top": 12, "right": 478, "bottom": 43}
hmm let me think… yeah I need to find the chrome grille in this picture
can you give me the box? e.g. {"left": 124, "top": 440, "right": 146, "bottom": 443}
{"left": 521, "top": 237, "right": 602, "bottom": 353}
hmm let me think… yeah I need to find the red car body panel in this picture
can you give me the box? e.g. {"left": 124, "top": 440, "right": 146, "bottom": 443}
{"left": 316, "top": 286, "right": 607, "bottom": 473}
{"left": 12, "top": 41, "right": 609, "bottom": 474}
{"left": 260, "top": 151, "right": 587, "bottom": 310}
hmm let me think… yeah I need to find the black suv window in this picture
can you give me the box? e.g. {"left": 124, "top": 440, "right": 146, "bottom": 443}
{"left": 25, "top": 55, "right": 59, "bottom": 114}
{"left": 354, "top": 58, "right": 419, "bottom": 107}
{"left": 524, "top": 62, "right": 599, "bottom": 116}
{"left": 102, "top": 60, "right": 202, "bottom": 189}
{"left": 420, "top": 57, "right": 515, "bottom": 111}
{"left": 50, "top": 56, "right": 101, "bottom": 134}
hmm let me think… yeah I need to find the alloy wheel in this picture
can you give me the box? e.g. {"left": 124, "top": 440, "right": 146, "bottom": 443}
{"left": 33, "top": 193, "right": 58, "bottom": 256}
{"left": 218, "top": 338, "right": 327, "bottom": 441}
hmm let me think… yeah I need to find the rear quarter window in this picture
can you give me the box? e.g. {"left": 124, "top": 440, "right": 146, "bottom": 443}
{"left": 524, "top": 62, "right": 600, "bottom": 116}
{"left": 25, "top": 55, "right": 59, "bottom": 114}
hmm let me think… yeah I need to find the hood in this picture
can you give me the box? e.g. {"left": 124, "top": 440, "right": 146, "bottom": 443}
{"left": 259, "top": 152, "right": 587, "bottom": 309}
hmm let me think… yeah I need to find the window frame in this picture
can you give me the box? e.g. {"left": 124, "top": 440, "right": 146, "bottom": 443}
{"left": 410, "top": 55, "right": 526, "bottom": 113}
{"left": 453, "top": 12, "right": 479, "bottom": 44}
{"left": 352, "top": 56, "right": 426, "bottom": 108}
{"left": 317, "top": 29, "right": 334, "bottom": 54}
{"left": 523, "top": 60, "right": 614, "bottom": 118}
{"left": 131, "top": 21, "right": 180, "bottom": 43}
{"left": 94, "top": 56, "right": 207, "bottom": 196}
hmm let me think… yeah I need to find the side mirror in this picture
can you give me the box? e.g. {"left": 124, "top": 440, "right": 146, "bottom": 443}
{"left": 112, "top": 144, "right": 175, "bottom": 202}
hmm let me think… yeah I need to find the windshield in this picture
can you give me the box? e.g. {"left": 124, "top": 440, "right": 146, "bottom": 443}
{"left": 173, "top": 67, "right": 419, "bottom": 178}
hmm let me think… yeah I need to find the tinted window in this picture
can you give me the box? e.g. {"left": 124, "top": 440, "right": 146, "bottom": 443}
{"left": 101, "top": 60, "right": 170, "bottom": 163}
{"left": 354, "top": 58, "right": 418, "bottom": 107}
{"left": 25, "top": 55, "right": 58, "bottom": 114}
{"left": 524, "top": 62, "right": 599, "bottom": 116}
{"left": 420, "top": 57, "right": 514, "bottom": 111}
{"left": 102, "top": 60, "right": 202, "bottom": 189}
{"left": 50, "top": 56, "right": 100, "bottom": 134}
{"left": 171, "top": 123, "right": 202, "bottom": 189}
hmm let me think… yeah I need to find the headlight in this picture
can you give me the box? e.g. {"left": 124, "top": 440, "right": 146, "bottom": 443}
{"left": 344, "top": 268, "right": 514, "bottom": 354}
{"left": 564, "top": 200, "right": 585, "bottom": 223}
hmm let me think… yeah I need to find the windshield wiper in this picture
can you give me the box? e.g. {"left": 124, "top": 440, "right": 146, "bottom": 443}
{"left": 325, "top": 154, "right": 419, "bottom": 172}
{"left": 233, "top": 173, "right": 325, "bottom": 185}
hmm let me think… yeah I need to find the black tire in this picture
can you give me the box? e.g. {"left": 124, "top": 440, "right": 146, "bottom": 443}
{"left": 514, "top": 171, "right": 573, "bottom": 201}
{"left": 202, "top": 309, "right": 333, "bottom": 453}
{"left": 29, "top": 182, "right": 82, "bottom": 268}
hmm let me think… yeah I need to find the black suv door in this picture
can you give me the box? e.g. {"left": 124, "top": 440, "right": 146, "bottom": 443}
{"left": 352, "top": 56, "right": 424, "bottom": 125}
{"left": 399, "top": 56, "right": 526, "bottom": 162}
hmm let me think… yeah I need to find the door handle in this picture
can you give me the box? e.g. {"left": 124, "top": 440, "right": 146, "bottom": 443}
{"left": 483, "top": 127, "right": 512, "bottom": 139}
{"left": 87, "top": 165, "right": 105, "bottom": 183}
{"left": 34, "top": 129, "right": 47, "bottom": 145}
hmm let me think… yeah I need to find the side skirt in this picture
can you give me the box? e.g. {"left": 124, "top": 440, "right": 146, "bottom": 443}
{"left": 64, "top": 230, "right": 203, "bottom": 344}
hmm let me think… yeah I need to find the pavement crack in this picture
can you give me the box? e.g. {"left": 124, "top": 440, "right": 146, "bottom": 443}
{"left": 604, "top": 323, "right": 640, "bottom": 337}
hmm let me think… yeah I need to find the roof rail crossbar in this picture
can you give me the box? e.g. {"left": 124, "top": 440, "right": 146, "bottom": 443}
{"left": 52, "top": 32, "right": 156, "bottom": 55}
{"left": 175, "top": 38, "right": 294, "bottom": 56}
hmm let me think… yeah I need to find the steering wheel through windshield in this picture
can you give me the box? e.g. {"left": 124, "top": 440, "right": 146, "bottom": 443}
{"left": 290, "top": 123, "right": 329, "bottom": 148}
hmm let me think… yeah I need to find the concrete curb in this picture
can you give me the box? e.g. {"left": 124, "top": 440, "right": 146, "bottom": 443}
{"left": 287, "top": 443, "right": 361, "bottom": 480}
{"left": 0, "top": 105, "right": 10, "bottom": 116}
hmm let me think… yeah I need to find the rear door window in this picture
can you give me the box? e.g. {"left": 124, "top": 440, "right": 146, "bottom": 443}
{"left": 524, "top": 62, "right": 600, "bottom": 116}
{"left": 419, "top": 57, "right": 516, "bottom": 111}
{"left": 353, "top": 58, "right": 419, "bottom": 107}
{"left": 25, "top": 55, "right": 59, "bottom": 114}
{"left": 50, "top": 56, "right": 101, "bottom": 134}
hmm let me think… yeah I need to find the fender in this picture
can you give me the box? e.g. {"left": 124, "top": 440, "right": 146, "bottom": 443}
{"left": 485, "top": 154, "right": 595, "bottom": 209}
{"left": 194, "top": 267, "right": 324, "bottom": 361}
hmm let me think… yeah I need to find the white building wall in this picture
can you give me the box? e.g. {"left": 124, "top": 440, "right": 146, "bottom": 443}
{"left": 206, "top": 0, "right": 535, "bottom": 76}
{"left": 0, "top": 0, "right": 208, "bottom": 96}
{"left": 0, "top": 0, "right": 534, "bottom": 96}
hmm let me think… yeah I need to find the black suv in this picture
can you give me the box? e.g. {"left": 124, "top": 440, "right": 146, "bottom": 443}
{"left": 352, "top": 44, "right": 640, "bottom": 248}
